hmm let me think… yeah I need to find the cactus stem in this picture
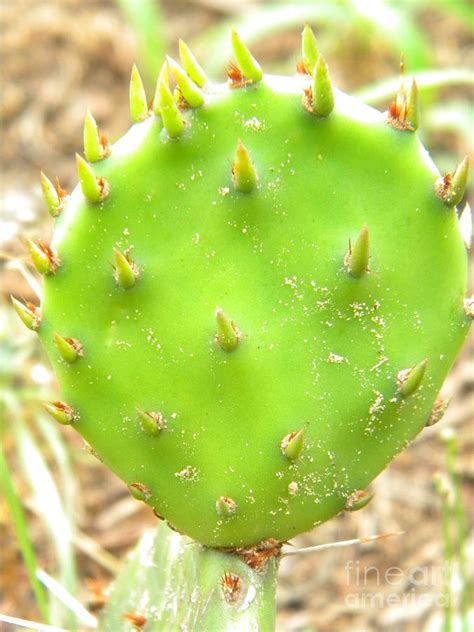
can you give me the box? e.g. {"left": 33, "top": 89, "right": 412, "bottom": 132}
{"left": 436, "top": 156, "right": 470, "bottom": 207}
{"left": 156, "top": 75, "right": 185, "bottom": 138}
{"left": 84, "top": 109, "right": 110, "bottom": 162}
{"left": 137, "top": 409, "right": 166, "bottom": 435}
{"left": 304, "top": 55, "right": 334, "bottom": 117}
{"left": 40, "top": 171, "right": 66, "bottom": 217}
{"left": 231, "top": 30, "right": 263, "bottom": 83}
{"left": 215, "top": 308, "right": 240, "bottom": 352}
{"left": 220, "top": 572, "right": 241, "bottom": 604}
{"left": 216, "top": 496, "right": 237, "bottom": 518}
{"left": 128, "top": 482, "right": 151, "bottom": 502}
{"left": 301, "top": 23, "right": 318, "bottom": 75}
{"left": 464, "top": 296, "right": 474, "bottom": 320}
{"left": 345, "top": 489, "right": 374, "bottom": 511}
{"left": 345, "top": 224, "right": 370, "bottom": 278}
{"left": 43, "top": 401, "right": 77, "bottom": 425}
{"left": 397, "top": 359, "right": 428, "bottom": 398}
{"left": 11, "top": 296, "right": 41, "bottom": 331}
{"left": 27, "top": 238, "right": 58, "bottom": 275}
{"left": 426, "top": 398, "right": 450, "bottom": 427}
{"left": 232, "top": 141, "right": 258, "bottom": 193}
{"left": 129, "top": 64, "right": 149, "bottom": 122}
{"left": 281, "top": 429, "right": 305, "bottom": 461}
{"left": 54, "top": 333, "right": 83, "bottom": 363}
{"left": 179, "top": 39, "right": 208, "bottom": 87}
{"left": 114, "top": 248, "right": 138, "bottom": 289}
{"left": 76, "top": 154, "right": 109, "bottom": 203}
{"left": 166, "top": 56, "right": 205, "bottom": 108}
{"left": 459, "top": 203, "right": 472, "bottom": 249}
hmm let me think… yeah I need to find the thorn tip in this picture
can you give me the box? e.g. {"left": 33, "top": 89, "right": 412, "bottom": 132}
{"left": 281, "top": 429, "right": 305, "bottom": 461}
{"left": 215, "top": 308, "right": 240, "bottom": 352}
{"left": 232, "top": 140, "right": 258, "bottom": 193}
{"left": 231, "top": 29, "right": 263, "bottom": 83}
{"left": 397, "top": 359, "right": 428, "bottom": 398}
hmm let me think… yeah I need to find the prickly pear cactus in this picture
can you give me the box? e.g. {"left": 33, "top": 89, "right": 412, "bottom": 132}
{"left": 15, "top": 27, "right": 471, "bottom": 549}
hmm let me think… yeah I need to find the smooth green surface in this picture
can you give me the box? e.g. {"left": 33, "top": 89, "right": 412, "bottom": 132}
{"left": 40, "top": 75, "right": 469, "bottom": 547}
{"left": 100, "top": 521, "right": 278, "bottom": 631}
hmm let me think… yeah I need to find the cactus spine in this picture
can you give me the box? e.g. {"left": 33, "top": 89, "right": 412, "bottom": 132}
{"left": 14, "top": 26, "right": 470, "bottom": 554}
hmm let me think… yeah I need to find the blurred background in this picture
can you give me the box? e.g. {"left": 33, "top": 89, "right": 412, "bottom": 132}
{"left": 0, "top": 1, "right": 473, "bottom": 631}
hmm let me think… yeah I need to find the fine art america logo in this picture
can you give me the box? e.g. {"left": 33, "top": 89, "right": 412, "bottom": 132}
{"left": 344, "top": 560, "right": 451, "bottom": 608}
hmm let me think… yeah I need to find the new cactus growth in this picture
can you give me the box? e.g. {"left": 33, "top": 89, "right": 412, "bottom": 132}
{"left": 15, "top": 26, "right": 471, "bottom": 563}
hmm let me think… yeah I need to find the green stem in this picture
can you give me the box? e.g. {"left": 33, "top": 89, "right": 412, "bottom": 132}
{"left": 100, "top": 521, "right": 279, "bottom": 631}
{"left": 0, "top": 440, "right": 50, "bottom": 623}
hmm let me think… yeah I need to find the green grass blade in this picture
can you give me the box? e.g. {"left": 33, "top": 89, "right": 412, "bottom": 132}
{"left": 115, "top": 0, "right": 165, "bottom": 88}
{"left": 0, "top": 441, "right": 50, "bottom": 623}
{"left": 14, "top": 420, "right": 79, "bottom": 630}
{"left": 35, "top": 414, "right": 78, "bottom": 523}
{"left": 355, "top": 68, "right": 474, "bottom": 104}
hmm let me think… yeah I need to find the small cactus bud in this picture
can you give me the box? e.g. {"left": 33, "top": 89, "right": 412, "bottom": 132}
{"left": 129, "top": 64, "right": 149, "bottom": 123}
{"left": 54, "top": 333, "right": 83, "bottom": 363}
{"left": 83, "top": 109, "right": 102, "bottom": 162}
{"left": 113, "top": 248, "right": 138, "bottom": 289}
{"left": 167, "top": 56, "right": 205, "bottom": 108}
{"left": 137, "top": 409, "right": 166, "bottom": 435}
{"left": 215, "top": 308, "right": 240, "bottom": 352}
{"left": 27, "top": 238, "right": 58, "bottom": 275}
{"left": 40, "top": 171, "right": 62, "bottom": 217}
{"left": 281, "top": 429, "right": 304, "bottom": 461}
{"left": 231, "top": 30, "right": 263, "bottom": 83}
{"left": 426, "top": 398, "right": 450, "bottom": 427}
{"left": 152, "top": 62, "right": 169, "bottom": 115}
{"left": 76, "top": 154, "right": 108, "bottom": 203}
{"left": 216, "top": 496, "right": 237, "bottom": 518}
{"left": 11, "top": 296, "right": 41, "bottom": 331}
{"left": 436, "top": 156, "right": 470, "bottom": 207}
{"left": 345, "top": 489, "right": 374, "bottom": 511}
{"left": 156, "top": 76, "right": 185, "bottom": 138}
{"left": 388, "top": 73, "right": 419, "bottom": 132}
{"left": 128, "top": 482, "right": 151, "bottom": 502}
{"left": 232, "top": 141, "right": 258, "bottom": 193}
{"left": 311, "top": 55, "right": 334, "bottom": 117}
{"left": 179, "top": 39, "right": 208, "bottom": 87}
{"left": 301, "top": 23, "right": 318, "bottom": 74}
{"left": 397, "top": 359, "right": 428, "bottom": 398}
{"left": 43, "top": 401, "right": 77, "bottom": 425}
{"left": 407, "top": 79, "right": 420, "bottom": 131}
{"left": 345, "top": 225, "right": 370, "bottom": 278}
{"left": 83, "top": 110, "right": 109, "bottom": 162}
{"left": 464, "top": 296, "right": 474, "bottom": 320}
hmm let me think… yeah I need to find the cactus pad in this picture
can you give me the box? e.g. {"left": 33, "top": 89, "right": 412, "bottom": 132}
{"left": 22, "top": 30, "right": 470, "bottom": 547}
